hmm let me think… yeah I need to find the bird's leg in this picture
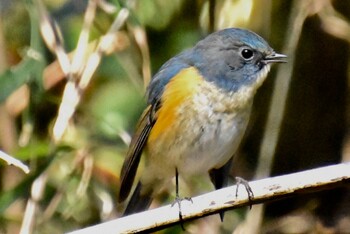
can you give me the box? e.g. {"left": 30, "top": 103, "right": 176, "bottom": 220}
{"left": 235, "top": 177, "right": 254, "bottom": 209}
{"left": 171, "top": 168, "right": 192, "bottom": 230}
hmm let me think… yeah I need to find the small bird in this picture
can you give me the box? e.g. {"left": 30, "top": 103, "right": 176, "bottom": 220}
{"left": 118, "top": 28, "right": 286, "bottom": 216}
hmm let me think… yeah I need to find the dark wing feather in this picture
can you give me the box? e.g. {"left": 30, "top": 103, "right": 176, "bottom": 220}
{"left": 122, "top": 182, "right": 152, "bottom": 216}
{"left": 118, "top": 105, "right": 156, "bottom": 202}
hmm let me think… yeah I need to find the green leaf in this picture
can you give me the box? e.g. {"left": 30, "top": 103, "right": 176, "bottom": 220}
{"left": 0, "top": 57, "right": 37, "bottom": 103}
{"left": 133, "top": 0, "right": 184, "bottom": 30}
{"left": 0, "top": 175, "right": 33, "bottom": 214}
{"left": 0, "top": 1, "right": 46, "bottom": 103}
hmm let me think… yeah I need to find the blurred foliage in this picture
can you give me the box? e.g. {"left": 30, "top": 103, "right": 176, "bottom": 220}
{"left": 133, "top": 0, "right": 184, "bottom": 30}
{"left": 0, "top": 0, "right": 350, "bottom": 233}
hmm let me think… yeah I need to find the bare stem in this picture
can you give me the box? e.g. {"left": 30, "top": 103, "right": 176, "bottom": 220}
{"left": 0, "top": 150, "right": 29, "bottom": 174}
{"left": 67, "top": 163, "right": 350, "bottom": 234}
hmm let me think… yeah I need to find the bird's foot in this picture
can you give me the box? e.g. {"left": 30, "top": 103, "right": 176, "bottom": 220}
{"left": 171, "top": 196, "right": 193, "bottom": 230}
{"left": 235, "top": 177, "right": 254, "bottom": 209}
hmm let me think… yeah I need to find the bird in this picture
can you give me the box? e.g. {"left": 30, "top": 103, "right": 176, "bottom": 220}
{"left": 118, "top": 27, "right": 286, "bottom": 217}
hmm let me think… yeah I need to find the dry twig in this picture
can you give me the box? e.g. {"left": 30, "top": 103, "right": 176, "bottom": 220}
{"left": 0, "top": 150, "right": 30, "bottom": 174}
{"left": 67, "top": 163, "right": 350, "bottom": 234}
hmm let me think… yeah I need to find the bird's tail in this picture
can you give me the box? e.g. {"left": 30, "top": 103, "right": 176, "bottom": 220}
{"left": 123, "top": 181, "right": 153, "bottom": 216}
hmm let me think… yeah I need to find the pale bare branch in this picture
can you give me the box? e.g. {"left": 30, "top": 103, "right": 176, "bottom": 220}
{"left": 67, "top": 163, "right": 350, "bottom": 234}
{"left": 20, "top": 172, "right": 48, "bottom": 234}
{"left": 0, "top": 150, "right": 30, "bottom": 174}
{"left": 52, "top": 8, "right": 130, "bottom": 141}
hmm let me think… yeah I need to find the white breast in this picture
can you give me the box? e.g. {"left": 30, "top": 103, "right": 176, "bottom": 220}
{"left": 175, "top": 88, "right": 252, "bottom": 176}
{"left": 144, "top": 80, "right": 256, "bottom": 183}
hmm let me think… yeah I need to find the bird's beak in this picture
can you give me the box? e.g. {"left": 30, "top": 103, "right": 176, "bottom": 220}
{"left": 264, "top": 52, "right": 287, "bottom": 64}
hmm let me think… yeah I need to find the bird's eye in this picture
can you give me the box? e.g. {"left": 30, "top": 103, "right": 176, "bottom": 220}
{"left": 241, "top": 48, "right": 254, "bottom": 60}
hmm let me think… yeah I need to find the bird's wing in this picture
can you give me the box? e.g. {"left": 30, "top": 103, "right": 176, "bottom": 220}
{"left": 118, "top": 104, "right": 157, "bottom": 202}
{"left": 118, "top": 50, "right": 192, "bottom": 203}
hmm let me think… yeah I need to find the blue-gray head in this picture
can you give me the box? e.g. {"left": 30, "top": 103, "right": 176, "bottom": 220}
{"left": 192, "top": 28, "right": 286, "bottom": 92}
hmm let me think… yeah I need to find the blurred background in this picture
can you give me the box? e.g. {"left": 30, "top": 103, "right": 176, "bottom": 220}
{"left": 0, "top": 0, "right": 350, "bottom": 233}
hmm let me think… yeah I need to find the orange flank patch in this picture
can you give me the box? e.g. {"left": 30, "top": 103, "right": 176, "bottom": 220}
{"left": 148, "top": 67, "right": 203, "bottom": 142}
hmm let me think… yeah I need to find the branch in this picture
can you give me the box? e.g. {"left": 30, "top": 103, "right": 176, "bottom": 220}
{"left": 67, "top": 163, "right": 350, "bottom": 234}
{"left": 0, "top": 150, "right": 29, "bottom": 174}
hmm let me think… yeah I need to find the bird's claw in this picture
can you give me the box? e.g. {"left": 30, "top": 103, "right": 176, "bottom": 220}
{"left": 171, "top": 196, "right": 193, "bottom": 230}
{"left": 235, "top": 176, "right": 254, "bottom": 209}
